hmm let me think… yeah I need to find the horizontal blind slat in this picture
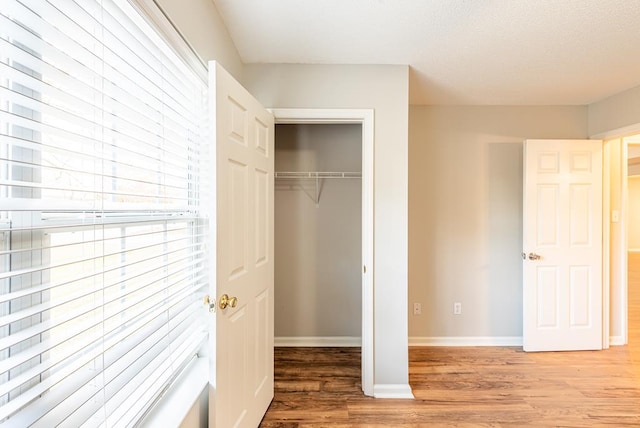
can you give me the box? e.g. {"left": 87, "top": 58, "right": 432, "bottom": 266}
{"left": 0, "top": 213, "right": 203, "bottom": 234}
{"left": 0, "top": 178, "right": 192, "bottom": 203}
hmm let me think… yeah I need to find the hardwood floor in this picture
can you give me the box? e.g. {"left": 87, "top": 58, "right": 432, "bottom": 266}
{"left": 261, "top": 259, "right": 640, "bottom": 427}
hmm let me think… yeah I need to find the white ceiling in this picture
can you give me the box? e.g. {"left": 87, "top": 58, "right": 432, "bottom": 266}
{"left": 213, "top": 0, "right": 640, "bottom": 106}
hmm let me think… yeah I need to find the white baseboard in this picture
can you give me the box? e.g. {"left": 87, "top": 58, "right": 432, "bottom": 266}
{"left": 409, "top": 336, "right": 523, "bottom": 347}
{"left": 373, "top": 384, "right": 414, "bottom": 399}
{"left": 609, "top": 335, "right": 626, "bottom": 346}
{"left": 275, "top": 336, "right": 361, "bottom": 347}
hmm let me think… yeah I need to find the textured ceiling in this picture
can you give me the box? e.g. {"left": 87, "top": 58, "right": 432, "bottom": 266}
{"left": 213, "top": 0, "right": 640, "bottom": 105}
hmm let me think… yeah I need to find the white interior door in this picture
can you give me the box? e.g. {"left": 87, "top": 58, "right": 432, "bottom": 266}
{"left": 208, "top": 62, "right": 274, "bottom": 427}
{"left": 523, "top": 139, "right": 603, "bottom": 352}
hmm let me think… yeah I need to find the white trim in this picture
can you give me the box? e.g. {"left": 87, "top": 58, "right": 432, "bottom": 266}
{"left": 602, "top": 139, "right": 611, "bottom": 349}
{"left": 271, "top": 108, "right": 373, "bottom": 124}
{"left": 409, "top": 336, "right": 523, "bottom": 347}
{"left": 271, "top": 108, "right": 375, "bottom": 398}
{"left": 275, "top": 336, "right": 362, "bottom": 347}
{"left": 130, "top": 0, "right": 208, "bottom": 83}
{"left": 609, "top": 335, "right": 626, "bottom": 346}
{"left": 591, "top": 122, "right": 640, "bottom": 140}
{"left": 373, "top": 384, "right": 414, "bottom": 399}
{"left": 141, "top": 357, "right": 208, "bottom": 427}
{"left": 629, "top": 248, "right": 640, "bottom": 252}
{"left": 622, "top": 137, "right": 631, "bottom": 345}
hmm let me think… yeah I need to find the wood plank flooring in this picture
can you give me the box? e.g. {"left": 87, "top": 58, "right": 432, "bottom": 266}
{"left": 261, "top": 257, "right": 640, "bottom": 427}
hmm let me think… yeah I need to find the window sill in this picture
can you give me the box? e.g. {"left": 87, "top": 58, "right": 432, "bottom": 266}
{"left": 140, "top": 357, "right": 209, "bottom": 427}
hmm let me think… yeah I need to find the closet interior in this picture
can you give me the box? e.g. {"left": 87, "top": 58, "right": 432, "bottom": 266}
{"left": 274, "top": 123, "right": 362, "bottom": 343}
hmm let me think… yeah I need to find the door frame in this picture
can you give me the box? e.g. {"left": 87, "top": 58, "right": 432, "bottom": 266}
{"left": 270, "top": 108, "right": 374, "bottom": 397}
{"left": 616, "top": 135, "right": 640, "bottom": 345}
{"left": 594, "top": 123, "right": 640, "bottom": 347}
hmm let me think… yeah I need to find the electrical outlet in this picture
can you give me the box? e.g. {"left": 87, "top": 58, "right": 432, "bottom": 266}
{"left": 453, "top": 302, "right": 462, "bottom": 315}
{"left": 413, "top": 303, "right": 422, "bottom": 315}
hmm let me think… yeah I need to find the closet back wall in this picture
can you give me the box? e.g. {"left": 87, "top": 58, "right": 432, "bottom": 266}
{"left": 275, "top": 124, "right": 362, "bottom": 342}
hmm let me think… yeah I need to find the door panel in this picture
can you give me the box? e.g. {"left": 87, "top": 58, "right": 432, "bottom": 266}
{"left": 523, "top": 139, "right": 602, "bottom": 352}
{"left": 536, "top": 184, "right": 559, "bottom": 245}
{"left": 228, "top": 159, "right": 249, "bottom": 279}
{"left": 253, "top": 288, "right": 270, "bottom": 394}
{"left": 569, "top": 266, "right": 591, "bottom": 326}
{"left": 536, "top": 267, "right": 558, "bottom": 328}
{"left": 569, "top": 184, "right": 591, "bottom": 245}
{"left": 209, "top": 61, "right": 274, "bottom": 427}
{"left": 255, "top": 168, "right": 269, "bottom": 266}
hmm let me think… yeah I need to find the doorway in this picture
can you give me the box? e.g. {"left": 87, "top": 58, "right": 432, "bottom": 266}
{"left": 274, "top": 123, "right": 362, "bottom": 343}
{"left": 271, "top": 108, "right": 374, "bottom": 396}
{"left": 626, "top": 140, "right": 640, "bottom": 343}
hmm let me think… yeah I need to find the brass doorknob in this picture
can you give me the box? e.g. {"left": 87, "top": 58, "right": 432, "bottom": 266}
{"left": 219, "top": 294, "right": 238, "bottom": 309}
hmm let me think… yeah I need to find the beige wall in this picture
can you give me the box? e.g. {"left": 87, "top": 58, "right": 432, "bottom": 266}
{"left": 588, "top": 84, "right": 640, "bottom": 137}
{"left": 409, "top": 106, "right": 588, "bottom": 340}
{"left": 629, "top": 176, "right": 640, "bottom": 250}
{"left": 155, "top": 0, "right": 243, "bottom": 81}
{"left": 274, "top": 124, "right": 362, "bottom": 338}
{"left": 244, "top": 63, "right": 410, "bottom": 387}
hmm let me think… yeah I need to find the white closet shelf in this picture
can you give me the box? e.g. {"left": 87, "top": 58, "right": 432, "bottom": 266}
{"left": 275, "top": 171, "right": 361, "bottom": 179}
{"left": 274, "top": 171, "right": 361, "bottom": 207}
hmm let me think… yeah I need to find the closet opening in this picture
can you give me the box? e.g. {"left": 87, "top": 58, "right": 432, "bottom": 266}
{"left": 274, "top": 123, "right": 362, "bottom": 341}
{"left": 271, "top": 108, "right": 374, "bottom": 396}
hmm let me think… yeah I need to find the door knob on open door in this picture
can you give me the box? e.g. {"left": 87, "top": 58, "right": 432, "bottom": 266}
{"left": 219, "top": 294, "right": 238, "bottom": 310}
{"left": 528, "top": 252, "right": 542, "bottom": 261}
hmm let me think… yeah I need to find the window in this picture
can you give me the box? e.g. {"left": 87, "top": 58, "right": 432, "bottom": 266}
{"left": 0, "top": 0, "right": 209, "bottom": 425}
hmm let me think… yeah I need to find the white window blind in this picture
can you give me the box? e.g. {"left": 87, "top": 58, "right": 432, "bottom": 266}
{"left": 0, "top": 0, "right": 209, "bottom": 426}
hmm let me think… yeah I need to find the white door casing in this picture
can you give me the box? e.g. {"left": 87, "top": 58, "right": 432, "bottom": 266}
{"left": 271, "top": 108, "right": 375, "bottom": 396}
{"left": 523, "top": 139, "right": 603, "bottom": 352}
{"left": 208, "top": 62, "right": 274, "bottom": 427}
